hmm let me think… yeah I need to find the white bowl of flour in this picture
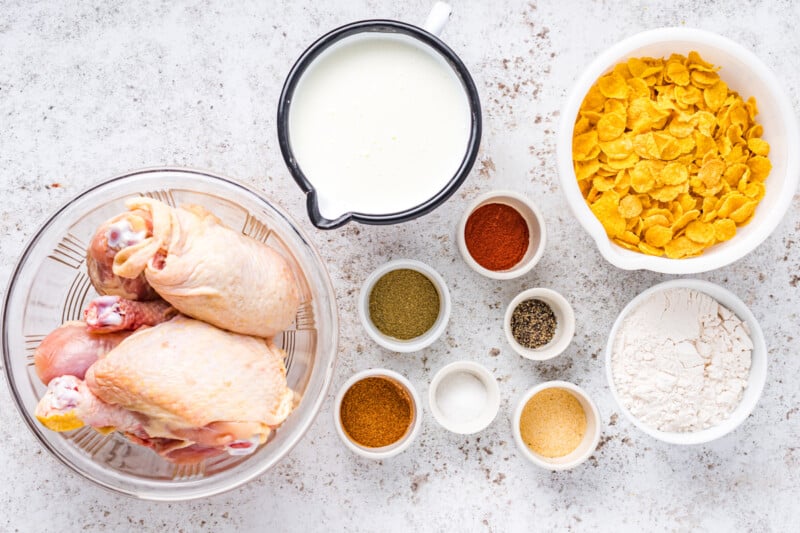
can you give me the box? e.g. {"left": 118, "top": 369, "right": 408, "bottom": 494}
{"left": 605, "top": 279, "right": 767, "bottom": 445}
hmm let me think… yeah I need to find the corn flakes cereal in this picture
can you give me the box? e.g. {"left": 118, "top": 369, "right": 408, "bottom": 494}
{"left": 572, "top": 50, "right": 770, "bottom": 258}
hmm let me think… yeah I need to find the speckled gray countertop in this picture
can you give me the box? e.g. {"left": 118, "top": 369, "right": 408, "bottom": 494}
{"left": 1, "top": 1, "right": 799, "bottom": 531}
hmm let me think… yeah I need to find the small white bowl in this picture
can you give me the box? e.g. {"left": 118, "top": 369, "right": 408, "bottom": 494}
{"left": 456, "top": 190, "right": 546, "bottom": 280}
{"left": 333, "top": 368, "right": 422, "bottom": 459}
{"left": 504, "top": 288, "right": 575, "bottom": 361}
{"left": 605, "top": 279, "right": 767, "bottom": 445}
{"left": 512, "top": 381, "right": 601, "bottom": 470}
{"left": 428, "top": 361, "right": 501, "bottom": 434}
{"left": 556, "top": 27, "right": 800, "bottom": 273}
{"left": 358, "top": 259, "right": 451, "bottom": 353}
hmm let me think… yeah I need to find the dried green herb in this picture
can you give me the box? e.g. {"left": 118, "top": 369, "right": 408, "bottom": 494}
{"left": 369, "top": 269, "right": 440, "bottom": 340}
{"left": 511, "top": 299, "right": 557, "bottom": 349}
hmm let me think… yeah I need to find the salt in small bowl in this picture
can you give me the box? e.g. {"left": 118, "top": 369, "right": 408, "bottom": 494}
{"left": 456, "top": 190, "right": 546, "bottom": 280}
{"left": 333, "top": 368, "right": 422, "bottom": 460}
{"left": 504, "top": 288, "right": 575, "bottom": 361}
{"left": 512, "top": 381, "right": 601, "bottom": 471}
{"left": 358, "top": 259, "right": 451, "bottom": 353}
{"left": 428, "top": 361, "right": 500, "bottom": 434}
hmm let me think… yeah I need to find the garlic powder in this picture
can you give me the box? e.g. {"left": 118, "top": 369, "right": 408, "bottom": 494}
{"left": 611, "top": 288, "right": 752, "bottom": 432}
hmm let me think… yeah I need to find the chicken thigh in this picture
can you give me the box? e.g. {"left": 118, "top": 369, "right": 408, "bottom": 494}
{"left": 111, "top": 198, "right": 300, "bottom": 338}
{"left": 86, "top": 315, "right": 293, "bottom": 449}
{"left": 36, "top": 316, "right": 295, "bottom": 463}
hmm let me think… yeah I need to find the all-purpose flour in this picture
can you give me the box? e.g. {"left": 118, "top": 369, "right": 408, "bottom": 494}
{"left": 611, "top": 288, "right": 752, "bottom": 432}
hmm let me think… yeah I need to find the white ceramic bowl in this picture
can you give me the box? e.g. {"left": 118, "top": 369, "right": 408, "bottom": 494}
{"left": 333, "top": 368, "right": 422, "bottom": 459}
{"left": 428, "top": 361, "right": 500, "bottom": 434}
{"left": 556, "top": 27, "right": 800, "bottom": 273}
{"left": 504, "top": 288, "right": 575, "bottom": 361}
{"left": 456, "top": 190, "right": 546, "bottom": 280}
{"left": 605, "top": 279, "right": 767, "bottom": 444}
{"left": 358, "top": 259, "right": 451, "bottom": 353}
{"left": 512, "top": 381, "right": 601, "bottom": 470}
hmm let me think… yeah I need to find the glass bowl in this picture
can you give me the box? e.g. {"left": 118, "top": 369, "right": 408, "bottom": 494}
{"left": 0, "top": 168, "right": 338, "bottom": 500}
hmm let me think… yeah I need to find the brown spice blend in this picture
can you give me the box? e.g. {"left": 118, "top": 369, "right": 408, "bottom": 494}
{"left": 340, "top": 376, "right": 413, "bottom": 448}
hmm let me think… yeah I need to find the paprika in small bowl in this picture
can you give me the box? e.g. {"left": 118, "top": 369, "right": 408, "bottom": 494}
{"left": 456, "top": 190, "right": 546, "bottom": 280}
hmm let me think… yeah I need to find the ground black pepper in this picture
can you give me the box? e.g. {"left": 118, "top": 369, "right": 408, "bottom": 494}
{"left": 510, "top": 299, "right": 557, "bottom": 349}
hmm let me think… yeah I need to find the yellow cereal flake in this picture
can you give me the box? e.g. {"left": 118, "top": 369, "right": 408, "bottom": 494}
{"left": 675, "top": 85, "right": 703, "bottom": 106}
{"left": 717, "top": 193, "right": 748, "bottom": 218}
{"left": 593, "top": 175, "right": 616, "bottom": 192}
{"left": 713, "top": 218, "right": 737, "bottom": 241}
{"left": 590, "top": 193, "right": 626, "bottom": 238}
{"left": 645, "top": 224, "right": 673, "bottom": 247}
{"left": 575, "top": 160, "right": 600, "bottom": 181}
{"left": 598, "top": 72, "right": 629, "bottom": 99}
{"left": 672, "top": 209, "right": 700, "bottom": 232}
{"left": 600, "top": 135, "right": 634, "bottom": 159}
{"left": 627, "top": 77, "right": 650, "bottom": 98}
{"left": 573, "top": 131, "right": 600, "bottom": 161}
{"left": 638, "top": 242, "right": 664, "bottom": 256}
{"left": 660, "top": 162, "right": 689, "bottom": 185}
{"left": 650, "top": 184, "right": 684, "bottom": 202}
{"left": 618, "top": 195, "right": 643, "bottom": 218}
{"left": 597, "top": 112, "right": 627, "bottom": 141}
{"left": 747, "top": 156, "right": 772, "bottom": 181}
{"left": 572, "top": 51, "right": 769, "bottom": 258}
{"left": 703, "top": 80, "right": 728, "bottom": 111}
{"left": 690, "top": 69, "right": 719, "bottom": 88}
{"left": 729, "top": 200, "right": 758, "bottom": 224}
{"left": 698, "top": 158, "right": 725, "bottom": 187}
{"left": 685, "top": 220, "right": 716, "bottom": 244}
{"left": 617, "top": 230, "right": 641, "bottom": 245}
{"left": 664, "top": 236, "right": 705, "bottom": 258}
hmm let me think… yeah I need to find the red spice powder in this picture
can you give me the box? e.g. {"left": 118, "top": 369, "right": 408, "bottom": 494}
{"left": 464, "top": 203, "right": 529, "bottom": 271}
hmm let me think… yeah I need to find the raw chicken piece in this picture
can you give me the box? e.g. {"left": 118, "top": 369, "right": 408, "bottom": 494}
{"left": 34, "top": 375, "right": 269, "bottom": 463}
{"left": 35, "top": 375, "right": 145, "bottom": 433}
{"left": 86, "top": 209, "right": 159, "bottom": 301}
{"left": 84, "top": 295, "right": 176, "bottom": 333}
{"left": 34, "top": 322, "right": 130, "bottom": 384}
{"left": 111, "top": 198, "right": 300, "bottom": 338}
{"left": 86, "top": 315, "right": 294, "bottom": 449}
{"left": 35, "top": 316, "right": 295, "bottom": 463}
{"left": 125, "top": 434, "right": 226, "bottom": 464}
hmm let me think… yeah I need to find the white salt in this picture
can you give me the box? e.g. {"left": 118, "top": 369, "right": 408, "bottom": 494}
{"left": 435, "top": 371, "right": 488, "bottom": 423}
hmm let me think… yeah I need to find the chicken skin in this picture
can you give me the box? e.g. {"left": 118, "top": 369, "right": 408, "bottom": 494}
{"left": 84, "top": 296, "right": 176, "bottom": 333}
{"left": 35, "top": 200, "right": 300, "bottom": 465}
{"left": 86, "top": 209, "right": 159, "bottom": 301}
{"left": 34, "top": 322, "right": 130, "bottom": 384}
{"left": 37, "top": 316, "right": 294, "bottom": 463}
{"left": 111, "top": 198, "right": 300, "bottom": 338}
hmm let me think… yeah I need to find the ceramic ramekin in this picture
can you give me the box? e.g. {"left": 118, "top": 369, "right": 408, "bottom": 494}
{"left": 333, "top": 368, "right": 422, "bottom": 459}
{"left": 456, "top": 190, "right": 546, "bottom": 280}
{"left": 504, "top": 288, "right": 575, "bottom": 361}
{"left": 358, "top": 259, "right": 451, "bottom": 353}
{"left": 605, "top": 279, "right": 767, "bottom": 445}
{"left": 513, "top": 381, "right": 601, "bottom": 470}
{"left": 428, "top": 361, "right": 500, "bottom": 434}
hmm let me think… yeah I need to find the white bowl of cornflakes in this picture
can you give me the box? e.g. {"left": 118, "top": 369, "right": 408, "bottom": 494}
{"left": 557, "top": 27, "right": 799, "bottom": 273}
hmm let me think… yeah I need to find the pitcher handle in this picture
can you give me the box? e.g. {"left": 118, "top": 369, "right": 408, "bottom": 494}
{"left": 422, "top": 2, "right": 452, "bottom": 37}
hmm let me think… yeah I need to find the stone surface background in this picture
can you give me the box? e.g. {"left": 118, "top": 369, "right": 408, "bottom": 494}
{"left": 1, "top": 1, "right": 798, "bottom": 531}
